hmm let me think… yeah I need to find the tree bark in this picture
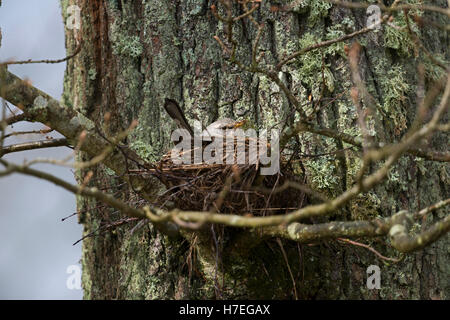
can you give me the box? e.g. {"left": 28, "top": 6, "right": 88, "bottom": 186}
{"left": 60, "top": 0, "right": 449, "bottom": 299}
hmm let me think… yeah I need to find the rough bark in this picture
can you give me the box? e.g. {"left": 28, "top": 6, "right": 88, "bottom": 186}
{"left": 60, "top": 0, "right": 449, "bottom": 299}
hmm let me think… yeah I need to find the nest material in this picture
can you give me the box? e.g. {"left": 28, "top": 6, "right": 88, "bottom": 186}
{"left": 147, "top": 139, "right": 307, "bottom": 216}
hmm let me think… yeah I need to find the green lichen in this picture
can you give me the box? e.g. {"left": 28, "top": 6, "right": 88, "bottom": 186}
{"left": 423, "top": 53, "right": 448, "bottom": 81}
{"left": 303, "top": 0, "right": 333, "bottom": 26}
{"left": 375, "top": 63, "right": 411, "bottom": 136}
{"left": 130, "top": 138, "right": 161, "bottom": 163}
{"left": 383, "top": 2, "right": 421, "bottom": 57}
{"left": 115, "top": 63, "right": 143, "bottom": 118}
{"left": 293, "top": 19, "right": 350, "bottom": 98}
{"left": 439, "top": 165, "right": 450, "bottom": 185}
{"left": 414, "top": 157, "right": 427, "bottom": 175}
{"left": 108, "top": 0, "right": 119, "bottom": 9}
{"left": 256, "top": 74, "right": 287, "bottom": 129}
{"left": 112, "top": 35, "right": 143, "bottom": 58}
{"left": 342, "top": 126, "right": 362, "bottom": 146}
{"left": 110, "top": 16, "right": 143, "bottom": 59}
{"left": 324, "top": 22, "right": 350, "bottom": 57}
{"left": 30, "top": 96, "right": 49, "bottom": 122}
{"left": 103, "top": 166, "right": 116, "bottom": 176}
{"left": 387, "top": 159, "right": 410, "bottom": 192}
{"left": 351, "top": 191, "right": 382, "bottom": 220}
{"left": 303, "top": 156, "right": 339, "bottom": 191}
{"left": 295, "top": 33, "right": 336, "bottom": 97}
{"left": 88, "top": 68, "right": 97, "bottom": 81}
{"left": 383, "top": 25, "right": 415, "bottom": 57}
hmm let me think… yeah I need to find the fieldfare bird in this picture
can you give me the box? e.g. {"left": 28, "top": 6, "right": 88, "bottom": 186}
{"left": 163, "top": 98, "right": 242, "bottom": 139}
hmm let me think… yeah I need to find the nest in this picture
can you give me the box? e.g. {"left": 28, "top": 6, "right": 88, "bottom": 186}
{"left": 144, "top": 138, "right": 308, "bottom": 216}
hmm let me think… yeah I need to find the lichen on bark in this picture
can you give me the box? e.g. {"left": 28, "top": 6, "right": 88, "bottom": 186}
{"left": 59, "top": 0, "right": 449, "bottom": 299}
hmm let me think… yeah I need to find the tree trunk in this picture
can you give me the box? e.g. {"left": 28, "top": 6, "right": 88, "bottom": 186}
{"left": 61, "top": 0, "right": 449, "bottom": 299}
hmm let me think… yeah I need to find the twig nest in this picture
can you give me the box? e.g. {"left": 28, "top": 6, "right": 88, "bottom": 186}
{"left": 143, "top": 141, "right": 307, "bottom": 216}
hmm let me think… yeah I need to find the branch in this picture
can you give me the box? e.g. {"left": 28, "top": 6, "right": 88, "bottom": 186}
{"left": 148, "top": 76, "right": 450, "bottom": 228}
{"left": 275, "top": 218, "right": 391, "bottom": 242}
{"left": 337, "top": 238, "right": 401, "bottom": 263}
{"left": 229, "top": 197, "right": 450, "bottom": 255}
{"left": 276, "top": 24, "right": 380, "bottom": 70}
{"left": 3, "top": 127, "right": 53, "bottom": 139}
{"left": 0, "top": 138, "right": 68, "bottom": 156}
{"left": 415, "top": 198, "right": 450, "bottom": 218}
{"left": 0, "top": 43, "right": 81, "bottom": 66}
{"left": 280, "top": 117, "right": 450, "bottom": 162}
{"left": 4, "top": 113, "right": 26, "bottom": 125}
{"left": 0, "top": 159, "right": 179, "bottom": 237}
{"left": 211, "top": 3, "right": 449, "bottom": 163}
{"left": 389, "top": 212, "right": 450, "bottom": 253}
{"left": 3, "top": 68, "right": 445, "bottom": 232}
{"left": 1, "top": 153, "right": 448, "bottom": 253}
{"left": 267, "top": 204, "right": 449, "bottom": 254}
{"left": 1, "top": 1, "right": 447, "bottom": 253}
{"left": 0, "top": 67, "right": 156, "bottom": 197}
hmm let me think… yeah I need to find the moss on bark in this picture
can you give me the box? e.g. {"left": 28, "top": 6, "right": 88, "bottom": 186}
{"left": 61, "top": 0, "right": 449, "bottom": 299}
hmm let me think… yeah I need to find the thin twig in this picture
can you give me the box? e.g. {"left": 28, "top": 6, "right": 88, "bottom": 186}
{"left": 337, "top": 238, "right": 401, "bottom": 262}
{"left": 0, "top": 43, "right": 81, "bottom": 66}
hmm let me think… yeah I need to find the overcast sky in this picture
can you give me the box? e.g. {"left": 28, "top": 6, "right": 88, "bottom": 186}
{"left": 0, "top": 0, "right": 83, "bottom": 299}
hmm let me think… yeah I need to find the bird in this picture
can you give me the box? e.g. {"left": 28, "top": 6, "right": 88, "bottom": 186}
{"left": 163, "top": 98, "right": 194, "bottom": 136}
{"left": 163, "top": 98, "right": 245, "bottom": 139}
{"left": 163, "top": 99, "right": 255, "bottom": 166}
{"left": 201, "top": 117, "right": 237, "bottom": 139}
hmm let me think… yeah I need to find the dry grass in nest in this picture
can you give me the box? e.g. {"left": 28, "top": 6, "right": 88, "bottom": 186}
{"left": 143, "top": 146, "right": 308, "bottom": 216}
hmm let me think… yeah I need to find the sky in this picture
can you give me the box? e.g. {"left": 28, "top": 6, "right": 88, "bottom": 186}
{"left": 0, "top": 0, "right": 83, "bottom": 299}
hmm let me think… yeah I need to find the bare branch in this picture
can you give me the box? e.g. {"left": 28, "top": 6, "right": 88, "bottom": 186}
{"left": 337, "top": 238, "right": 401, "bottom": 263}
{"left": 0, "top": 138, "right": 68, "bottom": 156}
{"left": 0, "top": 43, "right": 81, "bottom": 66}
{"left": 415, "top": 198, "right": 450, "bottom": 219}
{"left": 389, "top": 213, "right": 450, "bottom": 253}
{"left": 0, "top": 158, "right": 179, "bottom": 237}
{"left": 0, "top": 67, "right": 156, "bottom": 198}
{"left": 4, "top": 113, "right": 26, "bottom": 126}
{"left": 3, "top": 127, "right": 53, "bottom": 139}
{"left": 276, "top": 24, "right": 381, "bottom": 70}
